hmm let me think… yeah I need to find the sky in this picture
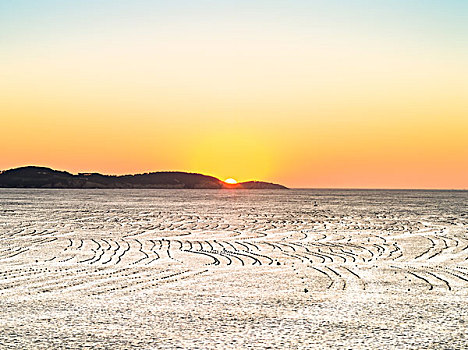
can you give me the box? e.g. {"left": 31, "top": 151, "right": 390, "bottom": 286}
{"left": 1, "top": 0, "right": 467, "bottom": 188}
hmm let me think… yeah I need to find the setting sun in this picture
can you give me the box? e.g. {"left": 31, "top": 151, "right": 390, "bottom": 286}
{"left": 224, "top": 178, "right": 237, "bottom": 184}
{"left": 0, "top": 0, "right": 466, "bottom": 190}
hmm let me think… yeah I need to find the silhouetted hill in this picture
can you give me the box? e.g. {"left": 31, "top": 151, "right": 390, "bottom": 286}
{"left": 235, "top": 181, "right": 287, "bottom": 190}
{"left": 0, "top": 166, "right": 288, "bottom": 189}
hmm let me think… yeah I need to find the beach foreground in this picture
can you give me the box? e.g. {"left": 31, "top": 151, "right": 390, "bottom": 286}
{"left": 0, "top": 189, "right": 466, "bottom": 349}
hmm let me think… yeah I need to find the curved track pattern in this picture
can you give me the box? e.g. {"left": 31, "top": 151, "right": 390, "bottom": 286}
{"left": 1, "top": 189, "right": 468, "bottom": 349}
{"left": 0, "top": 189, "right": 467, "bottom": 298}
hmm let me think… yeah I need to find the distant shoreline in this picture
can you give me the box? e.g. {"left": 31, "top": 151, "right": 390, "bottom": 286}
{"left": 0, "top": 166, "right": 288, "bottom": 190}
{"left": 0, "top": 166, "right": 464, "bottom": 191}
{"left": 0, "top": 188, "right": 464, "bottom": 192}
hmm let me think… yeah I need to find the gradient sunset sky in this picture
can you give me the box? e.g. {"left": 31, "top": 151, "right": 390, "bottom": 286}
{"left": 1, "top": 0, "right": 467, "bottom": 188}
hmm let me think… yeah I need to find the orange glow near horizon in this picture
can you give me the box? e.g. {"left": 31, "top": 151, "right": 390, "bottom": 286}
{"left": 224, "top": 178, "right": 237, "bottom": 185}
{"left": 0, "top": 2, "right": 467, "bottom": 189}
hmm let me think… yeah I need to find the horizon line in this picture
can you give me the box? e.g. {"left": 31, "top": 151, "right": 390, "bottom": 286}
{"left": 1, "top": 164, "right": 466, "bottom": 191}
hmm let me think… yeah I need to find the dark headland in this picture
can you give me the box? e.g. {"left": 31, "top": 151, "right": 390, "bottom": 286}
{"left": 0, "top": 166, "right": 288, "bottom": 189}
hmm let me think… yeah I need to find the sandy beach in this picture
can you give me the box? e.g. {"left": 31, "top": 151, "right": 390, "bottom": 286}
{"left": 0, "top": 189, "right": 467, "bottom": 349}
